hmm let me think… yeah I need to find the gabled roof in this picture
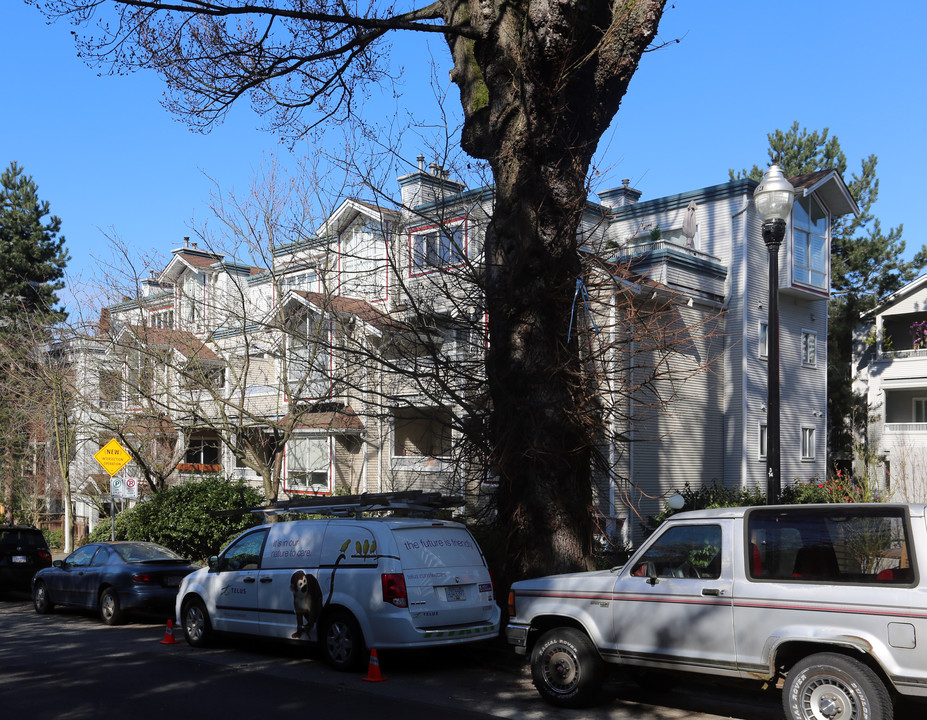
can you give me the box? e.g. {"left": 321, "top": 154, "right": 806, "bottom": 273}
{"left": 789, "top": 169, "right": 859, "bottom": 218}
{"left": 862, "top": 273, "right": 927, "bottom": 319}
{"left": 318, "top": 198, "right": 400, "bottom": 239}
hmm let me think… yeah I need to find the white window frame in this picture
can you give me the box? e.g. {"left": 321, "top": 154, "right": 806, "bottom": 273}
{"left": 285, "top": 435, "right": 331, "bottom": 494}
{"left": 801, "top": 426, "right": 816, "bottom": 461}
{"left": 801, "top": 329, "right": 817, "bottom": 367}
{"left": 759, "top": 321, "right": 768, "bottom": 359}
{"left": 758, "top": 423, "right": 768, "bottom": 460}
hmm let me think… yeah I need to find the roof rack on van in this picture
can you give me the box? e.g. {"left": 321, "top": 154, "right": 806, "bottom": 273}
{"left": 212, "top": 491, "right": 464, "bottom": 519}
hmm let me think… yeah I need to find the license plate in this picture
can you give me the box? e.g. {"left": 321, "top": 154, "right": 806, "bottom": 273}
{"left": 12, "top": 555, "right": 27, "bottom": 564}
{"left": 163, "top": 576, "right": 182, "bottom": 587}
{"left": 444, "top": 586, "right": 465, "bottom": 602}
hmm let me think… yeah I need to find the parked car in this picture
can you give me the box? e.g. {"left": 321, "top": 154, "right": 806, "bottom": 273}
{"left": 507, "top": 503, "right": 927, "bottom": 719}
{"left": 32, "top": 541, "right": 200, "bottom": 625}
{"left": 176, "top": 507, "right": 500, "bottom": 671}
{"left": 0, "top": 525, "right": 52, "bottom": 593}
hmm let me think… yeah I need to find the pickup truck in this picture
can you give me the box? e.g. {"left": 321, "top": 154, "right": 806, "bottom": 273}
{"left": 506, "top": 503, "right": 927, "bottom": 720}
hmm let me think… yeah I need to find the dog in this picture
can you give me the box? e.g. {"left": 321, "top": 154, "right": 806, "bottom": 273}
{"left": 290, "top": 570, "right": 323, "bottom": 639}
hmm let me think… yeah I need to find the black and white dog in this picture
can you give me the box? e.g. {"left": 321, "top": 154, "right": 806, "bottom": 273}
{"left": 290, "top": 570, "right": 323, "bottom": 639}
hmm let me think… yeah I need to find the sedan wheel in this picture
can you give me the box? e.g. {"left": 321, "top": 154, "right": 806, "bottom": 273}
{"left": 99, "top": 588, "right": 124, "bottom": 626}
{"left": 33, "top": 581, "right": 54, "bottom": 614}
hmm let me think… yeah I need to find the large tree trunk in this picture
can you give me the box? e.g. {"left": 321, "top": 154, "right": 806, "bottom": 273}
{"left": 447, "top": 0, "right": 666, "bottom": 584}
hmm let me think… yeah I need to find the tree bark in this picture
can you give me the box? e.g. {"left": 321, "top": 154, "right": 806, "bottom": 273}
{"left": 446, "top": 0, "right": 666, "bottom": 582}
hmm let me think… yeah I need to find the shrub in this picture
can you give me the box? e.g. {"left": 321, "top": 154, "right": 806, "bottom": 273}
{"left": 88, "top": 476, "right": 264, "bottom": 561}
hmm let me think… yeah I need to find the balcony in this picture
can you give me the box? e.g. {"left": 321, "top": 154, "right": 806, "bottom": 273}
{"left": 884, "top": 423, "right": 927, "bottom": 434}
{"left": 611, "top": 241, "right": 727, "bottom": 302}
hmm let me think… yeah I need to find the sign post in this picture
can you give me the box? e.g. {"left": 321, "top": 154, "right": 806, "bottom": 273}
{"left": 93, "top": 439, "right": 133, "bottom": 541}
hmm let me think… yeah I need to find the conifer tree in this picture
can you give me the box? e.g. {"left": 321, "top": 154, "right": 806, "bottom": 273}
{"left": 0, "top": 162, "right": 69, "bottom": 322}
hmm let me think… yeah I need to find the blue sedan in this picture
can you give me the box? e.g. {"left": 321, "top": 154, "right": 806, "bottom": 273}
{"left": 32, "top": 542, "right": 200, "bottom": 625}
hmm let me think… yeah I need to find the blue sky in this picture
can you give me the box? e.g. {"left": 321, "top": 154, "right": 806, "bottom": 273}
{"left": 3, "top": 1, "right": 926, "bottom": 310}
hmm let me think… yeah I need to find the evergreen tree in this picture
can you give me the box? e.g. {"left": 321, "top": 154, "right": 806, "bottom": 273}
{"left": 732, "top": 123, "right": 927, "bottom": 463}
{"left": 0, "top": 162, "right": 69, "bottom": 322}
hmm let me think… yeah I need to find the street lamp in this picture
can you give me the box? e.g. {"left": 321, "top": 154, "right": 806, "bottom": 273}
{"left": 754, "top": 164, "right": 794, "bottom": 505}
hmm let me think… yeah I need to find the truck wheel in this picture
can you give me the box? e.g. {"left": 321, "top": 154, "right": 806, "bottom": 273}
{"left": 33, "top": 581, "right": 54, "bottom": 614}
{"left": 783, "top": 652, "right": 892, "bottom": 720}
{"left": 530, "top": 627, "right": 605, "bottom": 708}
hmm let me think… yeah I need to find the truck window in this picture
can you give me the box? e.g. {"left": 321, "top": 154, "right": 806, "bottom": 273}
{"left": 630, "top": 524, "right": 722, "bottom": 580}
{"left": 393, "top": 527, "right": 485, "bottom": 569}
{"left": 747, "top": 507, "right": 914, "bottom": 584}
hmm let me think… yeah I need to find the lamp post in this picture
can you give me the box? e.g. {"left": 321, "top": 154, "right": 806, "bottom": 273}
{"left": 754, "top": 164, "right": 794, "bottom": 505}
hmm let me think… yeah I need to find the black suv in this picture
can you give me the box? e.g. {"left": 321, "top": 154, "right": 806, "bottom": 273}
{"left": 0, "top": 526, "right": 53, "bottom": 593}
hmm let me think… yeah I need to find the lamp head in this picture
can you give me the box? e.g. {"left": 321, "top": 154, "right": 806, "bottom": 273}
{"left": 754, "top": 164, "right": 795, "bottom": 222}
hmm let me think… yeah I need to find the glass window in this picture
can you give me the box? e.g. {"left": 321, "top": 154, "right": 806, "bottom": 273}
{"left": 914, "top": 398, "right": 927, "bottom": 423}
{"left": 759, "top": 322, "right": 768, "bottom": 359}
{"left": 792, "top": 197, "right": 829, "bottom": 291}
{"left": 186, "top": 435, "right": 221, "bottom": 466}
{"left": 802, "top": 331, "right": 817, "bottom": 366}
{"left": 801, "top": 427, "right": 816, "bottom": 461}
{"left": 287, "top": 436, "right": 330, "bottom": 492}
{"left": 220, "top": 529, "right": 269, "bottom": 572}
{"left": 747, "top": 507, "right": 915, "bottom": 584}
{"left": 759, "top": 424, "right": 767, "bottom": 460}
{"left": 393, "top": 407, "right": 452, "bottom": 458}
{"left": 629, "top": 524, "right": 723, "bottom": 580}
{"left": 411, "top": 224, "right": 466, "bottom": 272}
{"left": 66, "top": 544, "right": 99, "bottom": 568}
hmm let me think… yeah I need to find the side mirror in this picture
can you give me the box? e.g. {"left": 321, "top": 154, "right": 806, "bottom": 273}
{"left": 53, "top": 560, "right": 65, "bottom": 569}
{"left": 207, "top": 555, "right": 220, "bottom": 571}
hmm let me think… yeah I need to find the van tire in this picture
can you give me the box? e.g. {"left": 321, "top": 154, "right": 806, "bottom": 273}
{"left": 783, "top": 652, "right": 892, "bottom": 720}
{"left": 181, "top": 597, "right": 213, "bottom": 648}
{"left": 320, "top": 610, "right": 366, "bottom": 671}
{"left": 530, "top": 627, "right": 605, "bottom": 708}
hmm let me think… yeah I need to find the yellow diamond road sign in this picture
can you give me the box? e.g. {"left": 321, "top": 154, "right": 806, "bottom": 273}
{"left": 94, "top": 439, "right": 132, "bottom": 476}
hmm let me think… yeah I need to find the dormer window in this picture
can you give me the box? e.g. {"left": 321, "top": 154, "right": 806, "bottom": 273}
{"left": 182, "top": 273, "right": 206, "bottom": 328}
{"left": 792, "top": 196, "right": 828, "bottom": 291}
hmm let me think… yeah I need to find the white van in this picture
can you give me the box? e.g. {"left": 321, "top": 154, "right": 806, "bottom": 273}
{"left": 175, "top": 506, "right": 500, "bottom": 670}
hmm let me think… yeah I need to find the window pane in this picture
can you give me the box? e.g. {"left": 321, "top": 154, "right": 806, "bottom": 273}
{"left": 630, "top": 525, "right": 723, "bottom": 579}
{"left": 747, "top": 507, "right": 913, "bottom": 584}
{"left": 793, "top": 198, "right": 810, "bottom": 230}
{"left": 809, "top": 196, "right": 828, "bottom": 236}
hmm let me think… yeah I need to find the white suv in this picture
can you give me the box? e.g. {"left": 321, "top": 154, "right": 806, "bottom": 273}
{"left": 176, "top": 499, "right": 499, "bottom": 670}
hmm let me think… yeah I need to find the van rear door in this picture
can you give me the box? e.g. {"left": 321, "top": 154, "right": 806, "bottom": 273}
{"left": 392, "top": 525, "right": 496, "bottom": 629}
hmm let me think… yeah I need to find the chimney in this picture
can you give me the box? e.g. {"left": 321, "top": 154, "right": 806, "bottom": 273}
{"left": 598, "top": 178, "right": 643, "bottom": 209}
{"left": 398, "top": 156, "right": 467, "bottom": 209}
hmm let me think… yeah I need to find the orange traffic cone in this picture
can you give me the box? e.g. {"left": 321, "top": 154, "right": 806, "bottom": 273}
{"left": 160, "top": 619, "right": 178, "bottom": 645}
{"left": 362, "top": 648, "right": 386, "bottom": 682}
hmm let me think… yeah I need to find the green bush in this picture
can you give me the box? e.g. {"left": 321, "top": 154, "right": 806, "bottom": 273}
{"left": 88, "top": 476, "right": 264, "bottom": 561}
{"left": 42, "top": 529, "right": 63, "bottom": 549}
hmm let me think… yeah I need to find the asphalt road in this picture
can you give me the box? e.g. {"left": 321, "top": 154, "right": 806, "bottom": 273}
{"left": 1, "top": 592, "right": 923, "bottom": 719}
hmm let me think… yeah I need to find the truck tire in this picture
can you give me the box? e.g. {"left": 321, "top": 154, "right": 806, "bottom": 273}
{"left": 181, "top": 597, "right": 213, "bottom": 648}
{"left": 530, "top": 627, "right": 605, "bottom": 708}
{"left": 320, "top": 610, "right": 366, "bottom": 671}
{"left": 783, "top": 652, "right": 892, "bottom": 720}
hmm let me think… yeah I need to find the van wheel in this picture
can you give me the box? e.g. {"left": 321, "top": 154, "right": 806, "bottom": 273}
{"left": 783, "top": 652, "right": 892, "bottom": 720}
{"left": 530, "top": 627, "right": 605, "bottom": 708}
{"left": 320, "top": 611, "right": 366, "bottom": 671}
{"left": 182, "top": 598, "right": 213, "bottom": 648}
{"left": 99, "top": 588, "right": 124, "bottom": 625}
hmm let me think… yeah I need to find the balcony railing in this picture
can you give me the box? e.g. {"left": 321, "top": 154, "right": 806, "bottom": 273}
{"left": 885, "top": 423, "right": 927, "bottom": 434}
{"left": 881, "top": 348, "right": 927, "bottom": 360}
